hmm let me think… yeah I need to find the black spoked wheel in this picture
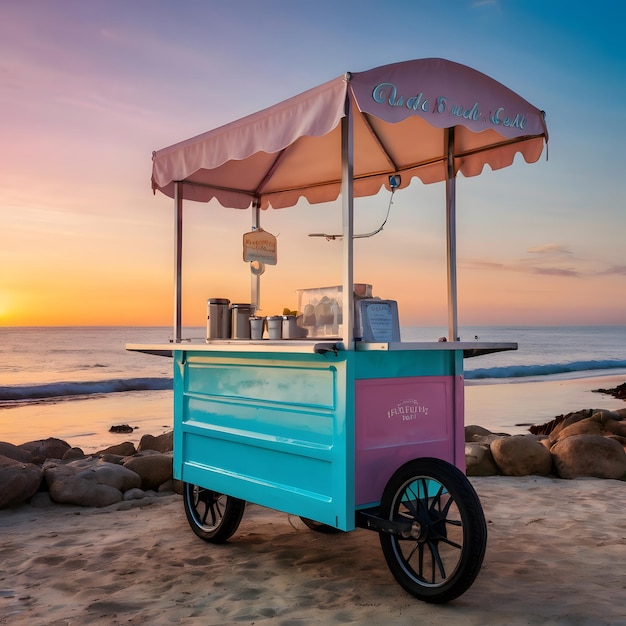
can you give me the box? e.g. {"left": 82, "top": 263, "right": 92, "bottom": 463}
{"left": 379, "top": 458, "right": 487, "bottom": 603}
{"left": 299, "top": 517, "right": 343, "bottom": 534}
{"left": 183, "top": 482, "right": 246, "bottom": 544}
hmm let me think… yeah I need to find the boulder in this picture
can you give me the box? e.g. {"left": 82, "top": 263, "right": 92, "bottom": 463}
{"left": 158, "top": 478, "right": 184, "bottom": 495}
{"left": 465, "top": 425, "right": 503, "bottom": 445}
{"left": 606, "top": 434, "right": 626, "bottom": 446}
{"left": 137, "top": 431, "right": 173, "bottom": 453}
{"left": 465, "top": 425, "right": 493, "bottom": 440}
{"left": 589, "top": 409, "right": 623, "bottom": 424}
{"left": 0, "top": 455, "right": 43, "bottom": 508}
{"left": 465, "top": 442, "right": 499, "bottom": 476}
{"left": 77, "top": 460, "right": 143, "bottom": 492}
{"left": 123, "top": 452, "right": 173, "bottom": 490}
{"left": 95, "top": 442, "right": 137, "bottom": 457}
{"left": 491, "top": 435, "right": 553, "bottom": 477}
{"left": 44, "top": 457, "right": 142, "bottom": 507}
{"left": 19, "top": 437, "right": 70, "bottom": 463}
{"left": 62, "top": 447, "right": 85, "bottom": 460}
{"left": 98, "top": 453, "right": 126, "bottom": 465}
{"left": 602, "top": 418, "right": 626, "bottom": 439}
{"left": 530, "top": 410, "right": 593, "bottom": 437}
{"left": 550, "top": 417, "right": 604, "bottom": 445}
{"left": 0, "top": 441, "right": 33, "bottom": 464}
{"left": 551, "top": 434, "right": 626, "bottom": 479}
{"left": 123, "top": 488, "right": 147, "bottom": 501}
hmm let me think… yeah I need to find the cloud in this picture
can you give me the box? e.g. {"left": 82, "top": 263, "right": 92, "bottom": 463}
{"left": 464, "top": 242, "right": 582, "bottom": 278}
{"left": 463, "top": 260, "right": 505, "bottom": 270}
{"left": 532, "top": 267, "right": 580, "bottom": 278}
{"left": 596, "top": 265, "right": 626, "bottom": 276}
{"left": 527, "top": 244, "right": 573, "bottom": 255}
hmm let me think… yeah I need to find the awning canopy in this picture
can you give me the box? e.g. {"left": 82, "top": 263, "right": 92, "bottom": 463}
{"left": 151, "top": 58, "right": 548, "bottom": 210}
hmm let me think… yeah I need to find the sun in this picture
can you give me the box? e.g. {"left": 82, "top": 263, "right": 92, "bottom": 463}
{"left": 0, "top": 293, "right": 19, "bottom": 326}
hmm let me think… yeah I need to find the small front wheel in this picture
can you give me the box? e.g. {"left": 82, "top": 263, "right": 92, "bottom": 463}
{"left": 379, "top": 458, "right": 487, "bottom": 603}
{"left": 183, "top": 482, "right": 245, "bottom": 544}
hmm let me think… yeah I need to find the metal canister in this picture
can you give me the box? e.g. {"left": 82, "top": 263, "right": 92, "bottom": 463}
{"left": 249, "top": 316, "right": 264, "bottom": 340}
{"left": 281, "top": 314, "right": 298, "bottom": 339}
{"left": 207, "top": 298, "right": 230, "bottom": 340}
{"left": 231, "top": 303, "right": 252, "bottom": 339}
{"left": 266, "top": 315, "right": 282, "bottom": 340}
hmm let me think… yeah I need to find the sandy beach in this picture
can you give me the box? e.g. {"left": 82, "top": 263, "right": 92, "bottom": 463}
{"left": 2, "top": 476, "right": 625, "bottom": 625}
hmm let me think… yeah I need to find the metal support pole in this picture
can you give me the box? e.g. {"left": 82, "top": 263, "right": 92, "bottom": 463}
{"left": 251, "top": 202, "right": 261, "bottom": 313}
{"left": 173, "top": 182, "right": 183, "bottom": 343}
{"left": 445, "top": 128, "right": 458, "bottom": 342}
{"left": 341, "top": 87, "right": 354, "bottom": 349}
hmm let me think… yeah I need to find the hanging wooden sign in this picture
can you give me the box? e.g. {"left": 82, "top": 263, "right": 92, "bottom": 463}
{"left": 243, "top": 228, "right": 277, "bottom": 265}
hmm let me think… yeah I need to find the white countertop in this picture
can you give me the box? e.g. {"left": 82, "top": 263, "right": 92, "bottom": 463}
{"left": 126, "top": 340, "right": 517, "bottom": 358}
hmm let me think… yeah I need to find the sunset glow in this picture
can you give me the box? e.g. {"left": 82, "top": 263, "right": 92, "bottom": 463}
{"left": 1, "top": 1, "right": 624, "bottom": 327}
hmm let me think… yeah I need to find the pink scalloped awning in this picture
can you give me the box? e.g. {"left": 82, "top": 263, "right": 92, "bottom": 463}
{"left": 151, "top": 58, "right": 548, "bottom": 209}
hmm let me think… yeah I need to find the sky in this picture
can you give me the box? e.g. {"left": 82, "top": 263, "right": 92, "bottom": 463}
{"left": 1, "top": 0, "right": 625, "bottom": 328}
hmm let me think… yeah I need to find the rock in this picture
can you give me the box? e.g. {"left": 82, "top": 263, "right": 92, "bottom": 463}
{"left": 607, "top": 434, "right": 626, "bottom": 446}
{"left": 98, "top": 453, "right": 126, "bottom": 465}
{"left": 602, "top": 418, "right": 626, "bottom": 439}
{"left": 465, "top": 443, "right": 499, "bottom": 476}
{"left": 550, "top": 417, "right": 604, "bottom": 445}
{"left": 44, "top": 458, "right": 142, "bottom": 507}
{"left": 529, "top": 414, "right": 569, "bottom": 436}
{"left": 77, "top": 460, "right": 142, "bottom": 492}
{"left": 123, "top": 453, "right": 173, "bottom": 490}
{"left": 123, "top": 488, "right": 147, "bottom": 501}
{"left": 465, "top": 425, "right": 493, "bottom": 440}
{"left": 551, "top": 435, "right": 626, "bottom": 479}
{"left": 158, "top": 478, "right": 184, "bottom": 495}
{"left": 589, "top": 409, "right": 622, "bottom": 424}
{"left": 19, "top": 437, "right": 70, "bottom": 463}
{"left": 137, "top": 431, "right": 173, "bottom": 453}
{"left": 0, "top": 455, "right": 44, "bottom": 508}
{"left": 62, "top": 447, "right": 85, "bottom": 460}
{"left": 491, "top": 435, "right": 553, "bottom": 477}
{"left": 109, "top": 424, "right": 135, "bottom": 433}
{"left": 95, "top": 442, "right": 137, "bottom": 457}
{"left": 0, "top": 441, "right": 33, "bottom": 464}
{"left": 530, "top": 410, "right": 593, "bottom": 437}
{"left": 465, "top": 425, "right": 504, "bottom": 445}
{"left": 592, "top": 382, "right": 626, "bottom": 400}
{"left": 50, "top": 477, "right": 122, "bottom": 507}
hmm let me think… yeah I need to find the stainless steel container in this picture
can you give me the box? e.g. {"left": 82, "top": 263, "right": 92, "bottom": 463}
{"left": 266, "top": 315, "right": 282, "bottom": 340}
{"left": 249, "top": 316, "right": 264, "bottom": 340}
{"left": 231, "top": 303, "right": 252, "bottom": 339}
{"left": 207, "top": 298, "right": 230, "bottom": 340}
{"left": 281, "top": 314, "right": 298, "bottom": 339}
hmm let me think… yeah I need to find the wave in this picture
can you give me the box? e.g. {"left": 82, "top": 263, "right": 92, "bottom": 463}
{"left": 466, "top": 359, "right": 626, "bottom": 381}
{"left": 2, "top": 360, "right": 624, "bottom": 403}
{"left": 0, "top": 377, "right": 173, "bottom": 403}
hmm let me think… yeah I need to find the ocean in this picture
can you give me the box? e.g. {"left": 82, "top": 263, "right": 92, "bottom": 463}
{"left": 1, "top": 326, "right": 625, "bottom": 453}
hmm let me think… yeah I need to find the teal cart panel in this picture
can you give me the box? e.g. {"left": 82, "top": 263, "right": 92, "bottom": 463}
{"left": 173, "top": 349, "right": 355, "bottom": 531}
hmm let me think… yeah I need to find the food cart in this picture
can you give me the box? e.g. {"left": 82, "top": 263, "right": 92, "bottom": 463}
{"left": 127, "top": 58, "right": 548, "bottom": 603}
